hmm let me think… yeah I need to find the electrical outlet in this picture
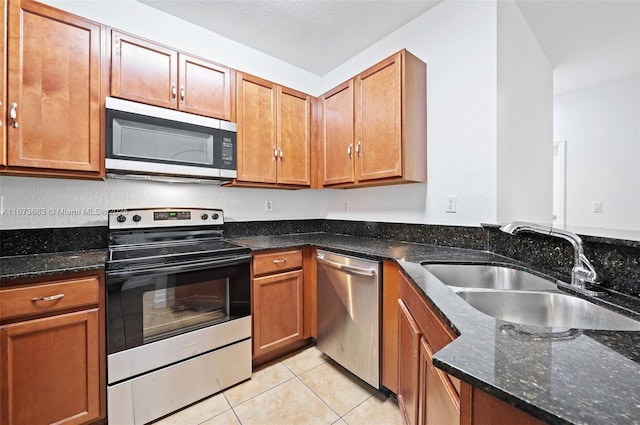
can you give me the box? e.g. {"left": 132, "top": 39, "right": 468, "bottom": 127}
{"left": 446, "top": 195, "right": 457, "bottom": 213}
{"left": 265, "top": 200, "right": 273, "bottom": 212}
{"left": 593, "top": 201, "right": 603, "bottom": 213}
{"left": 344, "top": 200, "right": 350, "bottom": 211}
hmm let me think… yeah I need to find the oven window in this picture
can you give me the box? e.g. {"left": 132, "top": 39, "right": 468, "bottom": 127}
{"left": 143, "top": 277, "right": 227, "bottom": 342}
{"left": 107, "top": 262, "right": 250, "bottom": 354}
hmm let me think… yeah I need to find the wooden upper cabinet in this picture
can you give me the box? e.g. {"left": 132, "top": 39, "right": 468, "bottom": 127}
{"left": 110, "top": 31, "right": 233, "bottom": 121}
{"left": 111, "top": 31, "right": 178, "bottom": 109}
{"left": 179, "top": 53, "right": 232, "bottom": 120}
{"left": 277, "top": 86, "right": 311, "bottom": 185}
{"left": 320, "top": 80, "right": 355, "bottom": 186}
{"left": 5, "top": 0, "right": 103, "bottom": 175}
{"left": 321, "top": 49, "right": 426, "bottom": 188}
{"left": 356, "top": 52, "right": 402, "bottom": 181}
{"left": 235, "top": 72, "right": 311, "bottom": 187}
{"left": 236, "top": 72, "right": 277, "bottom": 183}
{"left": 0, "top": 0, "right": 6, "bottom": 167}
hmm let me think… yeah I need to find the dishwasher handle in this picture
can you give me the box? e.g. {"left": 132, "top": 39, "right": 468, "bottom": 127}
{"left": 316, "top": 255, "right": 376, "bottom": 277}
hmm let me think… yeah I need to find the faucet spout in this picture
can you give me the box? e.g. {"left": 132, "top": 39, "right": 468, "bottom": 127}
{"left": 499, "top": 221, "right": 599, "bottom": 290}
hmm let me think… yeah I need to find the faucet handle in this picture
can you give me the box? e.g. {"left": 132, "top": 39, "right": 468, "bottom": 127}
{"left": 580, "top": 254, "right": 599, "bottom": 283}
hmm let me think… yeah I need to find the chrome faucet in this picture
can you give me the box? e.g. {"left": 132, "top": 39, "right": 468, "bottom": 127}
{"left": 499, "top": 222, "right": 600, "bottom": 292}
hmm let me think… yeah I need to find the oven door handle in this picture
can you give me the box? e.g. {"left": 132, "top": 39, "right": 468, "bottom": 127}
{"left": 106, "top": 254, "right": 252, "bottom": 278}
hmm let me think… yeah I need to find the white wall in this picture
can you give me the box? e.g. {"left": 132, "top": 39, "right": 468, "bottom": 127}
{"left": 1, "top": 0, "right": 505, "bottom": 230}
{"left": 0, "top": 176, "right": 331, "bottom": 228}
{"left": 496, "top": 0, "right": 553, "bottom": 224}
{"left": 322, "top": 0, "right": 499, "bottom": 226}
{"left": 554, "top": 74, "right": 640, "bottom": 230}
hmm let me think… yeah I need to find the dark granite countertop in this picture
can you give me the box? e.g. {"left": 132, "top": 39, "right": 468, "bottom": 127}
{"left": 3, "top": 229, "right": 639, "bottom": 424}
{"left": 0, "top": 250, "right": 107, "bottom": 283}
{"left": 230, "top": 232, "right": 640, "bottom": 425}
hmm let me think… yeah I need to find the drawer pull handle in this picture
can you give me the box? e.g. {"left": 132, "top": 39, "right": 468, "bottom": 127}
{"left": 31, "top": 294, "right": 65, "bottom": 302}
{"left": 272, "top": 259, "right": 286, "bottom": 264}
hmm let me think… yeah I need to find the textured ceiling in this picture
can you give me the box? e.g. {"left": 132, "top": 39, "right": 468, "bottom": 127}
{"left": 138, "top": 0, "right": 639, "bottom": 91}
{"left": 137, "top": 0, "right": 443, "bottom": 76}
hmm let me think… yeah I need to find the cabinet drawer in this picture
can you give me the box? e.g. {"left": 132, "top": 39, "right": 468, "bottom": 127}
{"left": 253, "top": 250, "right": 303, "bottom": 276}
{"left": 0, "top": 276, "right": 100, "bottom": 321}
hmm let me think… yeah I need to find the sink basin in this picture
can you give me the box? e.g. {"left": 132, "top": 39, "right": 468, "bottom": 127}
{"left": 456, "top": 290, "right": 640, "bottom": 331}
{"left": 422, "top": 264, "right": 558, "bottom": 291}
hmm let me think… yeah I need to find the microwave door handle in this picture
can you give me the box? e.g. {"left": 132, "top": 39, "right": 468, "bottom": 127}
{"left": 107, "top": 254, "right": 251, "bottom": 278}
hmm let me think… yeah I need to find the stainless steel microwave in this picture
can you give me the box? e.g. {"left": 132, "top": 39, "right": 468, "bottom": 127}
{"left": 105, "top": 97, "right": 236, "bottom": 183}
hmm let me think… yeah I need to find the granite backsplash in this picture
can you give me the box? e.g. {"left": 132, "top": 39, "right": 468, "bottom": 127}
{"left": 2, "top": 219, "right": 638, "bottom": 298}
{"left": 485, "top": 225, "right": 640, "bottom": 298}
{"left": 0, "top": 226, "right": 107, "bottom": 257}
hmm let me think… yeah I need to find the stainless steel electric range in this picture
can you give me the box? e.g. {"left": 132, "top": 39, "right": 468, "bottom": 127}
{"left": 105, "top": 208, "right": 251, "bottom": 424}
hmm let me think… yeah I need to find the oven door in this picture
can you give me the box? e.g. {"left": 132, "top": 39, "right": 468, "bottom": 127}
{"left": 106, "top": 255, "right": 250, "bottom": 355}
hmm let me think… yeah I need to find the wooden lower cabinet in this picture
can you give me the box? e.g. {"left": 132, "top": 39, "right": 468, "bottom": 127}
{"left": 397, "top": 270, "right": 547, "bottom": 425}
{"left": 469, "top": 388, "right": 546, "bottom": 425}
{"left": 252, "top": 249, "right": 312, "bottom": 366}
{"left": 253, "top": 269, "right": 304, "bottom": 356}
{"left": 398, "top": 299, "right": 422, "bottom": 425}
{"left": 0, "top": 310, "right": 100, "bottom": 425}
{"left": 0, "top": 272, "right": 105, "bottom": 425}
{"left": 421, "top": 338, "right": 460, "bottom": 425}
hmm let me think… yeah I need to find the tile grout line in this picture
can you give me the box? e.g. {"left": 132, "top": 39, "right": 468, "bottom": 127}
{"left": 294, "top": 372, "right": 344, "bottom": 421}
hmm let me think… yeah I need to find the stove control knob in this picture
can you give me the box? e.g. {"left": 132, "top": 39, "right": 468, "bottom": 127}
{"left": 201, "top": 214, "right": 209, "bottom": 220}
{"left": 116, "top": 215, "right": 126, "bottom": 223}
{"left": 132, "top": 214, "right": 141, "bottom": 223}
{"left": 212, "top": 213, "right": 219, "bottom": 220}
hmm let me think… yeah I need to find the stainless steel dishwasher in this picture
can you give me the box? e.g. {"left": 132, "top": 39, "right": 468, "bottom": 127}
{"left": 316, "top": 250, "right": 381, "bottom": 389}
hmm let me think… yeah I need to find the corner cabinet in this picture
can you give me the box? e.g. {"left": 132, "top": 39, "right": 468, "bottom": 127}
{"left": 110, "top": 31, "right": 234, "bottom": 121}
{"left": 234, "top": 72, "right": 311, "bottom": 187}
{"left": 2, "top": 0, "right": 104, "bottom": 177}
{"left": 398, "top": 271, "right": 460, "bottom": 425}
{"left": 320, "top": 49, "right": 426, "bottom": 188}
{"left": 397, "top": 270, "right": 547, "bottom": 425}
{"left": 0, "top": 271, "right": 105, "bottom": 425}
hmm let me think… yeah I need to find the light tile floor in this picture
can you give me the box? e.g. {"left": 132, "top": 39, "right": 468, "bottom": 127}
{"left": 152, "top": 346, "right": 405, "bottom": 425}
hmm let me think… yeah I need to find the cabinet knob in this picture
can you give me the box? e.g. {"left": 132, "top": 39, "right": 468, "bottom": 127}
{"left": 273, "top": 146, "right": 278, "bottom": 161}
{"left": 9, "top": 103, "right": 18, "bottom": 128}
{"left": 180, "top": 86, "right": 185, "bottom": 102}
{"left": 347, "top": 144, "right": 353, "bottom": 158}
{"left": 272, "top": 259, "right": 286, "bottom": 264}
{"left": 278, "top": 148, "right": 283, "bottom": 161}
{"left": 171, "top": 84, "right": 177, "bottom": 99}
{"left": 356, "top": 140, "right": 361, "bottom": 157}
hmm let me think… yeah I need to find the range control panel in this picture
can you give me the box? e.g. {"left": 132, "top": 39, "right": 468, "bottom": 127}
{"left": 108, "top": 208, "right": 223, "bottom": 229}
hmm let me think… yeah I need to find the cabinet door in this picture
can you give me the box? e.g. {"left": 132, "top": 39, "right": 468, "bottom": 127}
{"left": 277, "top": 86, "right": 311, "bottom": 185}
{"left": 0, "top": 0, "right": 6, "bottom": 167}
{"left": 0, "top": 309, "right": 100, "bottom": 425}
{"left": 6, "top": 0, "right": 102, "bottom": 173}
{"left": 398, "top": 299, "right": 422, "bottom": 425}
{"left": 236, "top": 72, "right": 277, "bottom": 183}
{"left": 111, "top": 31, "right": 178, "bottom": 109}
{"left": 421, "top": 338, "right": 460, "bottom": 425}
{"left": 253, "top": 269, "right": 304, "bottom": 358}
{"left": 179, "top": 53, "right": 233, "bottom": 120}
{"left": 321, "top": 80, "right": 354, "bottom": 185}
{"left": 355, "top": 51, "right": 402, "bottom": 182}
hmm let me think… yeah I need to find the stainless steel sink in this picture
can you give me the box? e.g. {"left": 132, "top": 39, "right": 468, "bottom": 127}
{"left": 456, "top": 290, "right": 640, "bottom": 331}
{"left": 422, "top": 264, "right": 559, "bottom": 291}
